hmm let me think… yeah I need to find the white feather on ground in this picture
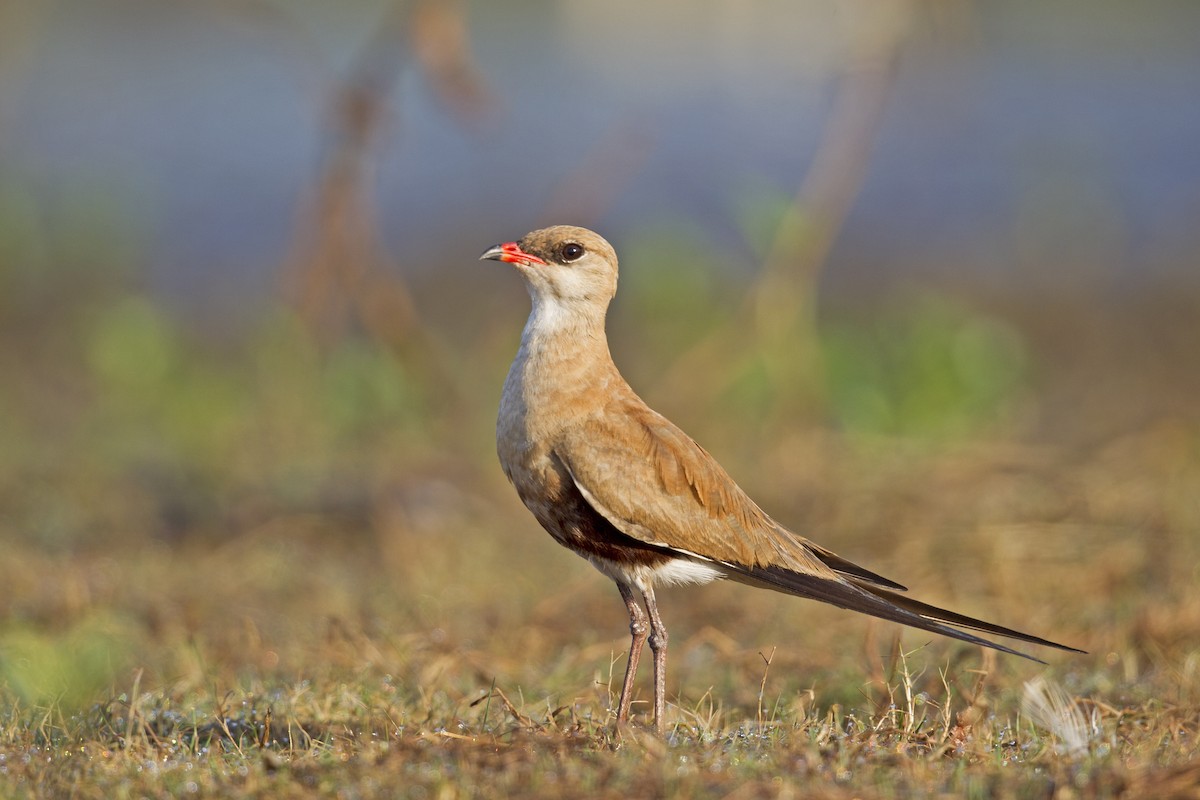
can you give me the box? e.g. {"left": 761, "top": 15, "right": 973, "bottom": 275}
{"left": 1022, "top": 677, "right": 1098, "bottom": 757}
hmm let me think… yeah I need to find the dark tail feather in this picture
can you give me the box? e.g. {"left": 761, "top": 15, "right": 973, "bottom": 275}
{"left": 726, "top": 564, "right": 1084, "bottom": 661}
{"left": 855, "top": 582, "right": 1086, "bottom": 654}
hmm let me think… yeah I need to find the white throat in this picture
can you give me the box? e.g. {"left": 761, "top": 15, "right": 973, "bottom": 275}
{"left": 520, "top": 285, "right": 607, "bottom": 346}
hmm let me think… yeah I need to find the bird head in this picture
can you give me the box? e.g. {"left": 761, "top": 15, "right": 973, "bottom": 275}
{"left": 481, "top": 226, "right": 619, "bottom": 314}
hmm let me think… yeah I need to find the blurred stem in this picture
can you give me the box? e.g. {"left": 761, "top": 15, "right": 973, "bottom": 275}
{"left": 0, "top": 1, "right": 47, "bottom": 157}
{"left": 281, "top": 0, "right": 492, "bottom": 440}
{"left": 284, "top": 0, "right": 414, "bottom": 350}
{"left": 653, "top": 0, "right": 909, "bottom": 428}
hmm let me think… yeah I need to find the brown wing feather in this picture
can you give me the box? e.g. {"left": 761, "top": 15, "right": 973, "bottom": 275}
{"left": 556, "top": 397, "right": 827, "bottom": 572}
{"left": 644, "top": 411, "right": 909, "bottom": 590}
{"left": 556, "top": 394, "right": 1083, "bottom": 657}
{"left": 558, "top": 395, "right": 928, "bottom": 590}
{"left": 558, "top": 396, "right": 913, "bottom": 590}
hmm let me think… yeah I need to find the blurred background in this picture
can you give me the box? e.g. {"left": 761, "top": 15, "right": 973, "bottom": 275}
{"left": 0, "top": 0, "right": 1197, "bottom": 718}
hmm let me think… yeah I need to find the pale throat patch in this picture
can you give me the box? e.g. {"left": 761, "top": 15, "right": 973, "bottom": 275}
{"left": 523, "top": 292, "right": 575, "bottom": 338}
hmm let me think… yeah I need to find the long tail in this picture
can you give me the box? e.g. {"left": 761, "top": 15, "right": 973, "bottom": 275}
{"left": 725, "top": 563, "right": 1085, "bottom": 662}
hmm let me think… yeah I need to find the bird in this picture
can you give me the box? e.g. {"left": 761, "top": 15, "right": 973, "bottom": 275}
{"left": 481, "top": 225, "right": 1083, "bottom": 735}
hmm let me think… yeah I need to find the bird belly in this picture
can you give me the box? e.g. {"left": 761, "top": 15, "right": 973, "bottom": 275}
{"left": 589, "top": 553, "right": 724, "bottom": 591}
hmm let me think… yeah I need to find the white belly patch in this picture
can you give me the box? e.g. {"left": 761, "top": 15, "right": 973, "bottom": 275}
{"left": 589, "top": 555, "right": 724, "bottom": 590}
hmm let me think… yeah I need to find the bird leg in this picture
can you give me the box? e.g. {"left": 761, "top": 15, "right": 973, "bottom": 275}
{"left": 643, "top": 584, "right": 669, "bottom": 735}
{"left": 615, "top": 581, "right": 648, "bottom": 726}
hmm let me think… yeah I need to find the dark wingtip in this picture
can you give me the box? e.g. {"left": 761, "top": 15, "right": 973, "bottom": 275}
{"left": 725, "top": 564, "right": 1083, "bottom": 661}
{"left": 784, "top": 529, "right": 909, "bottom": 591}
{"left": 860, "top": 584, "right": 1087, "bottom": 655}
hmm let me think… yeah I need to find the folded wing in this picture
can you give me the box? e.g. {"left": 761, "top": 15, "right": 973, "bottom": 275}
{"left": 554, "top": 396, "right": 1083, "bottom": 659}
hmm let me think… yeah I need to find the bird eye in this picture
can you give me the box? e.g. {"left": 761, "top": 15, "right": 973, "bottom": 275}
{"left": 560, "top": 242, "right": 584, "bottom": 262}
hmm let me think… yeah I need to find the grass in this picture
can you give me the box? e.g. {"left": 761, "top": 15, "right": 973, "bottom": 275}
{"left": 0, "top": 229, "right": 1198, "bottom": 796}
{"left": 1, "top": 412, "right": 1197, "bottom": 798}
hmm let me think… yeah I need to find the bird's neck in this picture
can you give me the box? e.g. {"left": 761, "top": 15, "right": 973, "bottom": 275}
{"left": 506, "top": 294, "right": 619, "bottom": 416}
{"left": 519, "top": 292, "right": 611, "bottom": 364}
